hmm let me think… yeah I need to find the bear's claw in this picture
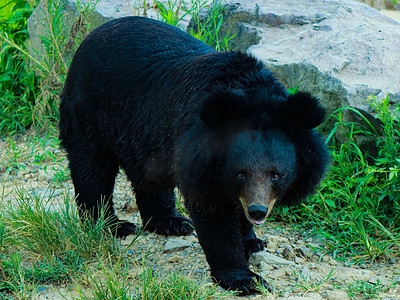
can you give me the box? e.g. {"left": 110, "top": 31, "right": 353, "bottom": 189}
{"left": 113, "top": 221, "right": 137, "bottom": 238}
{"left": 243, "top": 238, "right": 265, "bottom": 260}
{"left": 143, "top": 215, "right": 194, "bottom": 236}
{"left": 212, "top": 269, "right": 270, "bottom": 295}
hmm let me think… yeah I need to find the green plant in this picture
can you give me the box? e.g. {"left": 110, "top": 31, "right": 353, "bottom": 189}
{"left": 156, "top": 0, "right": 184, "bottom": 26}
{"left": 32, "top": 0, "right": 98, "bottom": 130}
{"left": 0, "top": 0, "right": 38, "bottom": 134}
{"left": 76, "top": 257, "right": 137, "bottom": 300}
{"left": 0, "top": 0, "right": 99, "bottom": 135}
{"left": 1, "top": 189, "right": 120, "bottom": 260}
{"left": 273, "top": 95, "right": 400, "bottom": 261}
{"left": 0, "top": 187, "right": 138, "bottom": 297}
{"left": 293, "top": 268, "right": 336, "bottom": 295}
{"left": 185, "top": 0, "right": 235, "bottom": 51}
{"left": 346, "top": 279, "right": 395, "bottom": 299}
{"left": 75, "top": 259, "right": 235, "bottom": 300}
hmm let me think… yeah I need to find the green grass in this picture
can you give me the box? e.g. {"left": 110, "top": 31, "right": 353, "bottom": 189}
{"left": 76, "top": 259, "right": 235, "bottom": 300}
{"left": 0, "top": 188, "right": 119, "bottom": 298}
{"left": 346, "top": 279, "right": 396, "bottom": 299}
{"left": 274, "top": 95, "right": 400, "bottom": 261}
{"left": 0, "top": 187, "right": 231, "bottom": 299}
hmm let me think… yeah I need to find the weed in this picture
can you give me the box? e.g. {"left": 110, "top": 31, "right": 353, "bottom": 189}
{"left": 0, "top": 0, "right": 38, "bottom": 134}
{"left": 52, "top": 165, "right": 70, "bottom": 183}
{"left": 74, "top": 258, "right": 235, "bottom": 300}
{"left": 273, "top": 95, "right": 400, "bottom": 261}
{"left": 156, "top": 0, "right": 184, "bottom": 26}
{"left": 136, "top": 264, "right": 236, "bottom": 299}
{"left": 76, "top": 257, "right": 137, "bottom": 300}
{"left": 293, "top": 268, "right": 336, "bottom": 295}
{"left": 346, "top": 279, "right": 395, "bottom": 299}
{"left": 32, "top": 0, "right": 98, "bottom": 130}
{"left": 186, "top": 0, "right": 235, "bottom": 51}
{"left": 1, "top": 188, "right": 120, "bottom": 260}
{"left": 0, "top": 0, "right": 99, "bottom": 134}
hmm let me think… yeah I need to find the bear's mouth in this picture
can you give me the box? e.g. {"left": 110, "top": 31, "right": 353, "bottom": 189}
{"left": 239, "top": 197, "right": 276, "bottom": 226}
{"left": 250, "top": 217, "right": 267, "bottom": 225}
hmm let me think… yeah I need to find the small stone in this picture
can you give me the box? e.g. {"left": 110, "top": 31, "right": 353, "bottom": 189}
{"left": 321, "top": 255, "right": 330, "bottom": 263}
{"left": 295, "top": 257, "right": 305, "bottom": 264}
{"left": 310, "top": 254, "right": 320, "bottom": 263}
{"left": 281, "top": 294, "right": 322, "bottom": 300}
{"left": 324, "top": 290, "right": 350, "bottom": 300}
{"left": 296, "top": 246, "right": 312, "bottom": 258}
{"left": 283, "top": 245, "right": 295, "bottom": 260}
{"left": 169, "top": 255, "right": 180, "bottom": 263}
{"left": 276, "top": 247, "right": 285, "bottom": 255}
{"left": 269, "top": 269, "right": 286, "bottom": 279}
{"left": 183, "top": 236, "right": 198, "bottom": 243}
{"left": 265, "top": 234, "right": 289, "bottom": 252}
{"left": 259, "top": 261, "right": 273, "bottom": 271}
{"left": 249, "top": 251, "right": 295, "bottom": 266}
{"left": 368, "top": 275, "right": 390, "bottom": 286}
{"left": 163, "top": 238, "right": 192, "bottom": 252}
{"left": 300, "top": 266, "right": 310, "bottom": 281}
{"left": 36, "top": 286, "right": 47, "bottom": 292}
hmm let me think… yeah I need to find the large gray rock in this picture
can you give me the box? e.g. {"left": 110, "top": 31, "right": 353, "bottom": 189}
{"left": 28, "top": 0, "right": 400, "bottom": 122}
{"left": 214, "top": 0, "right": 400, "bottom": 120}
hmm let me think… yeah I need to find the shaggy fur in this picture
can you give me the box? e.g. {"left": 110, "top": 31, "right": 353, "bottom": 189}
{"left": 59, "top": 16, "right": 329, "bottom": 294}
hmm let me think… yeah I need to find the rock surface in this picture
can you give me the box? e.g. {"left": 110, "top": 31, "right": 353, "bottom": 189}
{"left": 163, "top": 237, "right": 192, "bottom": 252}
{"left": 250, "top": 251, "right": 295, "bottom": 266}
{"left": 215, "top": 0, "right": 400, "bottom": 120}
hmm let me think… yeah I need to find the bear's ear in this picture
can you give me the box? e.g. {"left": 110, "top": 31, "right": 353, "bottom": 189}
{"left": 286, "top": 92, "right": 326, "bottom": 129}
{"left": 199, "top": 89, "right": 249, "bottom": 128}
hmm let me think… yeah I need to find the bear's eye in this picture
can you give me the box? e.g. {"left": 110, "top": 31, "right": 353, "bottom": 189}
{"left": 236, "top": 173, "right": 246, "bottom": 180}
{"left": 271, "top": 173, "right": 280, "bottom": 181}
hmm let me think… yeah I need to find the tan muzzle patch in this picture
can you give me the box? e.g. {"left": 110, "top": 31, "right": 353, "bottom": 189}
{"left": 239, "top": 196, "right": 277, "bottom": 225}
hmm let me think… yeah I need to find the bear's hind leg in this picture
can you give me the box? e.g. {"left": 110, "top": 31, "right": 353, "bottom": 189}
{"left": 135, "top": 189, "right": 193, "bottom": 236}
{"left": 66, "top": 141, "right": 136, "bottom": 237}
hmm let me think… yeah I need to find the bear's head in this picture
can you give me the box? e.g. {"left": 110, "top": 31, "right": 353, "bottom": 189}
{"left": 176, "top": 88, "right": 329, "bottom": 222}
{"left": 214, "top": 128, "right": 297, "bottom": 224}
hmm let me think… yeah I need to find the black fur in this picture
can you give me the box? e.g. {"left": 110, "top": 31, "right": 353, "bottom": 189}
{"left": 59, "top": 16, "right": 329, "bottom": 294}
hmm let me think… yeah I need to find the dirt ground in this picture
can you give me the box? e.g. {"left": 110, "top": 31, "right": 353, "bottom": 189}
{"left": 1, "top": 137, "right": 399, "bottom": 300}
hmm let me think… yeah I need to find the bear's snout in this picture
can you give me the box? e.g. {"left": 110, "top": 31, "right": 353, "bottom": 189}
{"left": 247, "top": 205, "right": 268, "bottom": 223}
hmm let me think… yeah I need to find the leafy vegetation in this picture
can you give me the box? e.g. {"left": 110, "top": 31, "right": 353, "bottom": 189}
{"left": 275, "top": 95, "right": 400, "bottom": 261}
{"left": 0, "top": 0, "right": 37, "bottom": 134}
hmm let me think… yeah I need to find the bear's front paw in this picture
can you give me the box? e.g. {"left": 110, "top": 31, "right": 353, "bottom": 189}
{"left": 212, "top": 269, "right": 270, "bottom": 295}
{"left": 143, "top": 215, "right": 194, "bottom": 236}
{"left": 243, "top": 238, "right": 265, "bottom": 260}
{"left": 113, "top": 221, "right": 137, "bottom": 238}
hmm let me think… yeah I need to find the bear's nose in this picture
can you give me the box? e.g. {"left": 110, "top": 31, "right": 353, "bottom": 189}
{"left": 247, "top": 205, "right": 268, "bottom": 221}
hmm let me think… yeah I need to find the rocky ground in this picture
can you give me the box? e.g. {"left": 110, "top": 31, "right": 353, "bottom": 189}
{"left": 1, "top": 137, "right": 400, "bottom": 300}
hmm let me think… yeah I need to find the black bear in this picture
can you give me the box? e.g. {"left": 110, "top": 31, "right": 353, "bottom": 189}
{"left": 59, "top": 16, "right": 329, "bottom": 294}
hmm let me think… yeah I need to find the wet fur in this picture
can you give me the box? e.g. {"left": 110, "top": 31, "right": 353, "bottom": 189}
{"left": 59, "top": 16, "right": 329, "bottom": 294}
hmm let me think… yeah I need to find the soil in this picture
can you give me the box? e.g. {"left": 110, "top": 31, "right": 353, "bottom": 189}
{"left": 1, "top": 137, "right": 399, "bottom": 300}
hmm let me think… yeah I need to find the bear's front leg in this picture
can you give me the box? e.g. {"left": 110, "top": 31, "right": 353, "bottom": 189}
{"left": 188, "top": 203, "right": 270, "bottom": 294}
{"left": 238, "top": 209, "right": 265, "bottom": 260}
